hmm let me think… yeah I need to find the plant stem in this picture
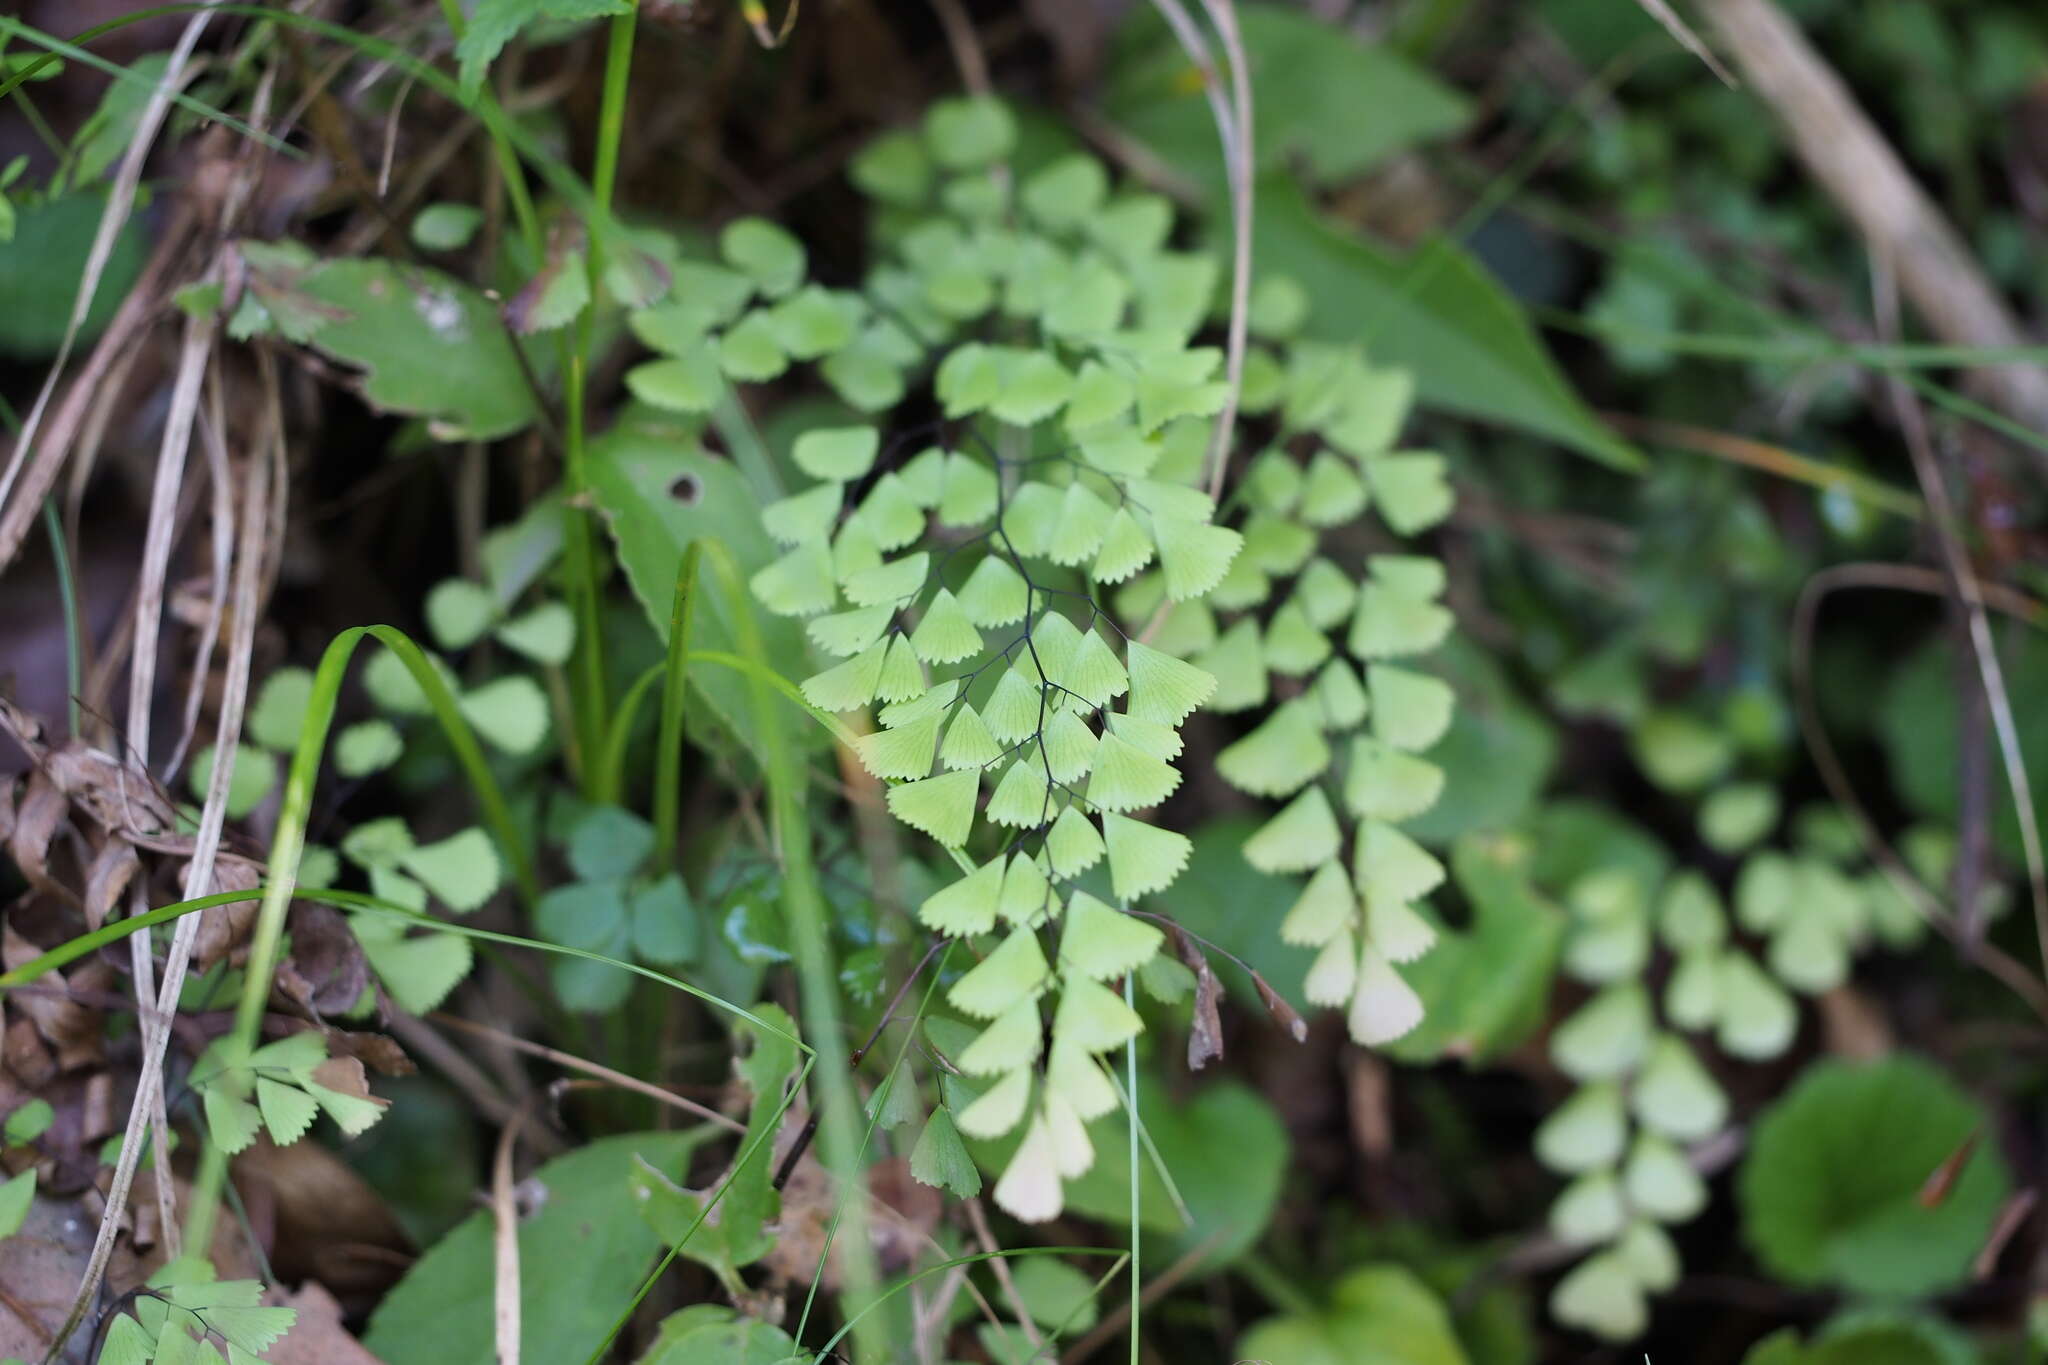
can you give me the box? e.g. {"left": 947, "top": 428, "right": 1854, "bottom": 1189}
{"left": 698, "top": 541, "right": 886, "bottom": 1361}
{"left": 653, "top": 544, "right": 701, "bottom": 872}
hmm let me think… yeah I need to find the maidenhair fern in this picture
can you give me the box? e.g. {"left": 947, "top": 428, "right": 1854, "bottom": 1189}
{"left": 621, "top": 93, "right": 1461, "bottom": 1222}
{"left": 1131, "top": 322, "right": 1458, "bottom": 1048}
{"left": 1532, "top": 797, "right": 1938, "bottom": 1338}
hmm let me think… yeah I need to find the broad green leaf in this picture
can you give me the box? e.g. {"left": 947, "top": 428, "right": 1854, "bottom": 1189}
{"left": 629, "top": 874, "right": 697, "bottom": 966}
{"left": 587, "top": 433, "right": 818, "bottom": 752}
{"left": 291, "top": 258, "right": 539, "bottom": 440}
{"left": 354, "top": 921, "right": 474, "bottom": 1015}
{"left": 1738, "top": 1057, "right": 2009, "bottom": 1298}
{"left": 1244, "top": 179, "right": 1638, "bottom": 469}
{"left": 366, "top": 1132, "right": 712, "bottom": 1365}
{"left": 1236, "top": 1264, "right": 1473, "bottom": 1365}
{"left": 638, "top": 1305, "right": 799, "bottom": 1365}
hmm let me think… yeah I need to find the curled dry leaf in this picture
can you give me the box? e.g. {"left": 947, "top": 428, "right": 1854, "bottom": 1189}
{"left": 82, "top": 840, "right": 139, "bottom": 932}
{"left": 1170, "top": 924, "right": 1225, "bottom": 1070}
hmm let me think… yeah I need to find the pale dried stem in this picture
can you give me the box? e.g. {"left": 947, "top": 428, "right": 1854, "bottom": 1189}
{"left": 1698, "top": 0, "right": 2048, "bottom": 452}
{"left": 492, "top": 1104, "right": 533, "bottom": 1365}
{"left": 965, "top": 1196, "right": 1044, "bottom": 1351}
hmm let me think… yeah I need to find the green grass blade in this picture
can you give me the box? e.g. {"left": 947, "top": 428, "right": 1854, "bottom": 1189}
{"left": 653, "top": 544, "right": 702, "bottom": 873}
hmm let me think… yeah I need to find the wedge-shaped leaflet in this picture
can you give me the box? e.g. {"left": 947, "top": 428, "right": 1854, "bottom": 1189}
{"left": 1281, "top": 860, "right": 1355, "bottom": 947}
{"left": 960, "top": 998, "right": 1045, "bottom": 1076}
{"left": 626, "top": 346, "right": 723, "bottom": 414}
{"left": 1017, "top": 611, "right": 1081, "bottom": 688}
{"left": 1039, "top": 710, "right": 1099, "bottom": 785}
{"left": 1000, "top": 851, "right": 1057, "bottom": 928}
{"left": 941, "top": 706, "right": 1003, "bottom": 770}
{"left": 880, "top": 678, "right": 958, "bottom": 729}
{"left": 1102, "top": 812, "right": 1191, "bottom": 901}
{"left": 1003, "top": 483, "right": 1064, "bottom": 559}
{"left": 919, "top": 857, "right": 1005, "bottom": 936}
{"left": 983, "top": 667, "right": 1045, "bottom": 745}
{"left": 1046, "top": 806, "right": 1106, "bottom": 877}
{"left": 1091, "top": 508, "right": 1155, "bottom": 583}
{"left": 1625, "top": 1133, "right": 1707, "bottom": 1222}
{"left": 1715, "top": 949, "right": 1796, "bottom": 1060}
{"left": 1047, "top": 483, "right": 1113, "bottom": 567}
{"left": 1367, "top": 452, "right": 1453, "bottom": 534}
{"left": 812, "top": 599, "right": 895, "bottom": 659}
{"left": 1368, "top": 664, "right": 1454, "bottom": 752}
{"left": 1344, "top": 736, "right": 1442, "bottom": 821}
{"left": 1263, "top": 601, "right": 1332, "bottom": 677}
{"left": 1550, "top": 981, "right": 1653, "bottom": 1081}
{"left": 833, "top": 516, "right": 883, "bottom": 583}
{"left": 1366, "top": 895, "right": 1437, "bottom": 964}
{"left": 1298, "top": 451, "right": 1368, "bottom": 527}
{"left": 1046, "top": 1038, "right": 1119, "bottom": 1121}
{"left": 1152, "top": 516, "right": 1243, "bottom": 600}
{"left": 1198, "top": 618, "right": 1268, "bottom": 713}
{"left": 856, "top": 472, "right": 925, "bottom": 551}
{"left": 991, "top": 349, "right": 1075, "bottom": 426}
{"left": 994, "top": 1111, "right": 1064, "bottom": 1222}
{"left": 1105, "top": 712, "right": 1181, "bottom": 761}
{"left": 1217, "top": 700, "right": 1331, "bottom": 797}
{"left": 1243, "top": 787, "right": 1342, "bottom": 874}
{"left": 1060, "top": 891, "right": 1164, "bottom": 981}
{"left": 1350, "top": 941, "right": 1425, "bottom": 1045}
{"left": 911, "top": 589, "right": 983, "bottom": 665}
{"left": 752, "top": 541, "right": 836, "bottom": 617}
{"left": 802, "top": 639, "right": 888, "bottom": 711}
{"left": 855, "top": 711, "right": 941, "bottom": 781}
{"left": 987, "top": 760, "right": 1057, "bottom": 829}
{"left": 1124, "top": 639, "right": 1215, "bottom": 725}
{"left": 1086, "top": 731, "right": 1181, "bottom": 812}
{"left": 877, "top": 633, "right": 926, "bottom": 702}
{"left": 1311, "top": 658, "right": 1369, "bottom": 731}
{"left": 1061, "top": 630, "right": 1129, "bottom": 708}
{"left": 1065, "top": 359, "right": 1134, "bottom": 430}
{"left": 1550, "top": 1169, "right": 1628, "bottom": 1246}
{"left": 935, "top": 453, "right": 998, "bottom": 528}
{"left": 1350, "top": 581, "right": 1454, "bottom": 660}
{"left": 1239, "top": 515, "right": 1315, "bottom": 578}
{"left": 1354, "top": 820, "right": 1446, "bottom": 910}
{"left": 1052, "top": 973, "right": 1143, "bottom": 1052}
{"left": 1631, "top": 1034, "right": 1728, "bottom": 1142}
{"left": 887, "top": 767, "right": 979, "bottom": 847}
{"left": 763, "top": 481, "right": 843, "bottom": 547}
{"left": 1304, "top": 930, "right": 1358, "bottom": 1006}
{"left": 722, "top": 216, "right": 806, "bottom": 295}
{"left": 950, "top": 928, "right": 1052, "bottom": 1018}
{"left": 767, "top": 284, "right": 856, "bottom": 359}
{"left": 957, "top": 554, "right": 1028, "bottom": 629}
{"left": 1294, "top": 558, "right": 1357, "bottom": 630}
{"left": 719, "top": 312, "right": 789, "bottom": 381}
{"left": 845, "top": 552, "right": 930, "bottom": 608}
{"left": 1535, "top": 1081, "right": 1628, "bottom": 1174}
{"left": 957, "top": 1065, "right": 1033, "bottom": 1138}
